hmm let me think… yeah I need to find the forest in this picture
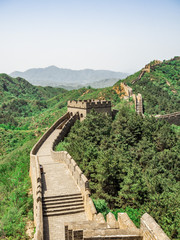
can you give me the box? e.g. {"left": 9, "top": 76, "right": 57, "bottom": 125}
{"left": 117, "top": 57, "right": 180, "bottom": 114}
{"left": 0, "top": 57, "right": 179, "bottom": 239}
{"left": 56, "top": 107, "right": 180, "bottom": 239}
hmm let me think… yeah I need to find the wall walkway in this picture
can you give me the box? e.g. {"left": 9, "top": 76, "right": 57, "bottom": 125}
{"left": 30, "top": 113, "right": 88, "bottom": 240}
{"left": 30, "top": 111, "right": 170, "bottom": 240}
{"left": 37, "top": 129, "right": 87, "bottom": 240}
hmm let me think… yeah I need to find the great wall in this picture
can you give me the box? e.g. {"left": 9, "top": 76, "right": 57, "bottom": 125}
{"left": 121, "top": 79, "right": 180, "bottom": 125}
{"left": 30, "top": 99, "right": 171, "bottom": 240}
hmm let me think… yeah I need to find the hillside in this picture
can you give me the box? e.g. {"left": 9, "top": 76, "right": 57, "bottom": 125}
{"left": 115, "top": 57, "right": 180, "bottom": 114}
{"left": 58, "top": 109, "right": 179, "bottom": 239}
{"left": 0, "top": 74, "right": 125, "bottom": 238}
{"left": 0, "top": 57, "right": 180, "bottom": 239}
{"left": 10, "top": 65, "right": 128, "bottom": 88}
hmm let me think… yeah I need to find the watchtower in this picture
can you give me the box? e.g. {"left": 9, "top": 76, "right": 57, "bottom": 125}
{"left": 67, "top": 99, "right": 112, "bottom": 120}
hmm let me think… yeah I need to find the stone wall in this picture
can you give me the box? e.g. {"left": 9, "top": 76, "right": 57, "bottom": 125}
{"left": 133, "top": 94, "right": 143, "bottom": 115}
{"left": 49, "top": 111, "right": 98, "bottom": 220}
{"left": 64, "top": 211, "right": 171, "bottom": 240}
{"left": 118, "top": 213, "right": 138, "bottom": 231}
{"left": 132, "top": 60, "right": 162, "bottom": 84}
{"left": 140, "top": 213, "right": 170, "bottom": 240}
{"left": 30, "top": 112, "right": 70, "bottom": 240}
{"left": 64, "top": 212, "right": 142, "bottom": 240}
{"left": 68, "top": 100, "right": 111, "bottom": 109}
{"left": 50, "top": 150, "right": 97, "bottom": 220}
{"left": 30, "top": 106, "right": 172, "bottom": 240}
{"left": 51, "top": 113, "right": 80, "bottom": 161}
{"left": 121, "top": 83, "right": 133, "bottom": 97}
{"left": 155, "top": 112, "right": 180, "bottom": 126}
{"left": 67, "top": 100, "right": 112, "bottom": 121}
{"left": 31, "top": 112, "right": 70, "bottom": 155}
{"left": 29, "top": 155, "right": 43, "bottom": 240}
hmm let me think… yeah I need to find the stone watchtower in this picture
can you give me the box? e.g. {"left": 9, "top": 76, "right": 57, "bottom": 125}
{"left": 67, "top": 99, "right": 112, "bottom": 120}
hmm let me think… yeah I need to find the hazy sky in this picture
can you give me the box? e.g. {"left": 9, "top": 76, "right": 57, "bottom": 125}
{"left": 0, "top": 0, "right": 180, "bottom": 74}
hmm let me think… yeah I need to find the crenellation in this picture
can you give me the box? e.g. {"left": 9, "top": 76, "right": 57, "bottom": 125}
{"left": 68, "top": 99, "right": 112, "bottom": 120}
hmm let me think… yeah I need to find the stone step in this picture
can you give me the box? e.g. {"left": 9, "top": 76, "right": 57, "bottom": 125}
{"left": 43, "top": 201, "right": 84, "bottom": 209}
{"left": 43, "top": 193, "right": 81, "bottom": 200}
{"left": 43, "top": 207, "right": 84, "bottom": 217}
{"left": 42, "top": 196, "right": 83, "bottom": 204}
{"left": 43, "top": 205, "right": 84, "bottom": 213}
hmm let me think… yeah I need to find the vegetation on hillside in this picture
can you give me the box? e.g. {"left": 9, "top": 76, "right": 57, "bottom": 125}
{"left": 0, "top": 56, "right": 179, "bottom": 239}
{"left": 116, "top": 57, "right": 180, "bottom": 114}
{"left": 0, "top": 74, "right": 123, "bottom": 239}
{"left": 58, "top": 109, "right": 180, "bottom": 239}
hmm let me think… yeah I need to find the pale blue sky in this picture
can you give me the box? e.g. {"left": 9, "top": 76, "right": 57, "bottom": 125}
{"left": 0, "top": 0, "right": 180, "bottom": 74}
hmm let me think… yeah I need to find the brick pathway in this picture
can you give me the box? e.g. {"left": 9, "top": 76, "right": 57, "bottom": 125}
{"left": 36, "top": 130, "right": 87, "bottom": 240}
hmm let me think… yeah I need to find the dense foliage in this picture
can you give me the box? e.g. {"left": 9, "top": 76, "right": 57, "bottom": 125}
{"left": 117, "top": 57, "right": 180, "bottom": 114}
{"left": 0, "top": 56, "right": 179, "bottom": 239}
{"left": 0, "top": 74, "right": 122, "bottom": 238}
{"left": 60, "top": 109, "right": 180, "bottom": 239}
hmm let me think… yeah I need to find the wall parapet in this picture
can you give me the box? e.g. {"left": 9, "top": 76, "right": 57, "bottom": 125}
{"left": 31, "top": 112, "right": 70, "bottom": 155}
{"left": 67, "top": 100, "right": 111, "bottom": 109}
{"left": 140, "top": 213, "right": 170, "bottom": 240}
{"left": 133, "top": 93, "right": 143, "bottom": 115}
{"left": 29, "top": 155, "right": 43, "bottom": 240}
{"left": 155, "top": 112, "right": 180, "bottom": 125}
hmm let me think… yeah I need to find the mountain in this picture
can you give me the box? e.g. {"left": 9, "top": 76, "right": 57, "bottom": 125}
{"left": 115, "top": 56, "right": 180, "bottom": 114}
{"left": 10, "top": 66, "right": 128, "bottom": 87}
{"left": 57, "top": 78, "right": 121, "bottom": 90}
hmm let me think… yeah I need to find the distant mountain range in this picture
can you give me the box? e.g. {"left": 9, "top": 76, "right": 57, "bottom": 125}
{"left": 10, "top": 66, "right": 128, "bottom": 89}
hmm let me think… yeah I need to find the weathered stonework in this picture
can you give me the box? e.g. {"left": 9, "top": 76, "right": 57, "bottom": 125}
{"left": 155, "top": 112, "right": 180, "bottom": 126}
{"left": 30, "top": 101, "right": 172, "bottom": 240}
{"left": 67, "top": 100, "right": 112, "bottom": 121}
{"left": 133, "top": 93, "right": 143, "bottom": 115}
{"left": 132, "top": 60, "right": 162, "bottom": 84}
{"left": 140, "top": 213, "right": 170, "bottom": 240}
{"left": 121, "top": 83, "right": 133, "bottom": 98}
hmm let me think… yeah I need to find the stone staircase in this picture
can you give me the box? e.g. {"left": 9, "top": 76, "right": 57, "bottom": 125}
{"left": 65, "top": 218, "right": 143, "bottom": 240}
{"left": 43, "top": 193, "right": 85, "bottom": 217}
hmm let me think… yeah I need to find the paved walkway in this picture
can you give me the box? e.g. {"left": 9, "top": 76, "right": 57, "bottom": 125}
{"left": 36, "top": 130, "right": 87, "bottom": 240}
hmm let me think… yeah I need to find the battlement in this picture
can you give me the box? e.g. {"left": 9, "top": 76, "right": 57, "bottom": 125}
{"left": 67, "top": 99, "right": 112, "bottom": 120}
{"left": 67, "top": 99, "right": 111, "bottom": 109}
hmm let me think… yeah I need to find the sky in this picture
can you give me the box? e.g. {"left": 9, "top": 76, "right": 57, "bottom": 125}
{"left": 0, "top": 0, "right": 180, "bottom": 74}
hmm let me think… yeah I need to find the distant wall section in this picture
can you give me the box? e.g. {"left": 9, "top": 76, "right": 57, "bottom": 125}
{"left": 155, "top": 112, "right": 180, "bottom": 125}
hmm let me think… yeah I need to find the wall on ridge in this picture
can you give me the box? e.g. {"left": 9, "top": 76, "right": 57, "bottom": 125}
{"left": 30, "top": 105, "right": 171, "bottom": 240}
{"left": 30, "top": 112, "right": 70, "bottom": 240}
{"left": 155, "top": 112, "right": 180, "bottom": 125}
{"left": 121, "top": 83, "right": 133, "bottom": 97}
{"left": 133, "top": 93, "right": 143, "bottom": 115}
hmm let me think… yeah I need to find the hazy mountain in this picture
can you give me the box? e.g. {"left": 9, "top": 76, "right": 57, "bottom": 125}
{"left": 57, "top": 78, "right": 121, "bottom": 90}
{"left": 10, "top": 66, "right": 128, "bottom": 87}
